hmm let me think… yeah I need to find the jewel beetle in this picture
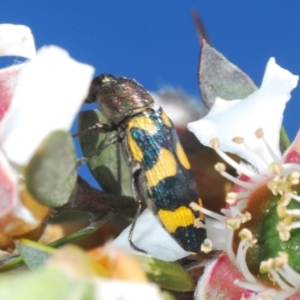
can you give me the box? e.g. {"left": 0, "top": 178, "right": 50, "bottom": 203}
{"left": 85, "top": 74, "right": 206, "bottom": 253}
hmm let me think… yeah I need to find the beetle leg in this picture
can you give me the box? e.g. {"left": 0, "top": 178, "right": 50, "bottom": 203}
{"left": 127, "top": 168, "right": 147, "bottom": 253}
{"left": 72, "top": 122, "right": 112, "bottom": 138}
{"left": 128, "top": 199, "right": 147, "bottom": 253}
{"left": 77, "top": 133, "right": 119, "bottom": 166}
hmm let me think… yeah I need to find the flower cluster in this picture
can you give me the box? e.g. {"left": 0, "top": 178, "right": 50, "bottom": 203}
{"left": 0, "top": 24, "right": 94, "bottom": 249}
{"left": 188, "top": 58, "right": 300, "bottom": 299}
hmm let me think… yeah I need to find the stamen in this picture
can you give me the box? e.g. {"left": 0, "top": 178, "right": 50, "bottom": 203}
{"left": 260, "top": 252, "right": 300, "bottom": 294}
{"left": 269, "top": 162, "right": 283, "bottom": 175}
{"left": 234, "top": 280, "right": 265, "bottom": 293}
{"left": 210, "top": 138, "right": 263, "bottom": 181}
{"left": 291, "top": 192, "right": 300, "bottom": 203}
{"left": 194, "top": 218, "right": 203, "bottom": 228}
{"left": 215, "top": 163, "right": 255, "bottom": 190}
{"left": 284, "top": 208, "right": 300, "bottom": 218}
{"left": 225, "top": 212, "right": 251, "bottom": 230}
{"left": 226, "top": 229, "right": 235, "bottom": 261}
{"left": 277, "top": 194, "right": 292, "bottom": 207}
{"left": 290, "top": 221, "right": 300, "bottom": 232}
{"left": 288, "top": 171, "right": 300, "bottom": 185}
{"left": 201, "top": 239, "right": 213, "bottom": 253}
{"left": 189, "top": 202, "right": 226, "bottom": 223}
{"left": 226, "top": 192, "right": 237, "bottom": 205}
{"left": 232, "top": 136, "right": 269, "bottom": 173}
{"left": 281, "top": 163, "right": 300, "bottom": 177}
{"left": 255, "top": 128, "right": 283, "bottom": 164}
{"left": 236, "top": 228, "right": 257, "bottom": 284}
{"left": 280, "top": 264, "right": 300, "bottom": 287}
{"left": 267, "top": 180, "right": 291, "bottom": 196}
{"left": 277, "top": 218, "right": 292, "bottom": 241}
{"left": 236, "top": 199, "right": 249, "bottom": 211}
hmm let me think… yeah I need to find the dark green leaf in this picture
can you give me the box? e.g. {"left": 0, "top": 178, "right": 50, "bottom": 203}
{"left": 25, "top": 130, "right": 77, "bottom": 207}
{"left": 79, "top": 110, "right": 132, "bottom": 197}
{"left": 134, "top": 255, "right": 194, "bottom": 292}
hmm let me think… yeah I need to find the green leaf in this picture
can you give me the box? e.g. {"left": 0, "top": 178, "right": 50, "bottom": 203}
{"left": 134, "top": 254, "right": 194, "bottom": 292}
{"left": 0, "top": 268, "right": 93, "bottom": 300}
{"left": 25, "top": 130, "right": 77, "bottom": 207}
{"left": 199, "top": 39, "right": 257, "bottom": 110}
{"left": 0, "top": 219, "right": 105, "bottom": 272}
{"left": 199, "top": 40, "right": 290, "bottom": 151}
{"left": 49, "top": 218, "right": 110, "bottom": 248}
{"left": 79, "top": 110, "right": 132, "bottom": 197}
{"left": 15, "top": 239, "right": 55, "bottom": 271}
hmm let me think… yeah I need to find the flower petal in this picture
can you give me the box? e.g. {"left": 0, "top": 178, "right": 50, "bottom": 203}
{"left": 0, "top": 46, "right": 94, "bottom": 165}
{"left": 284, "top": 130, "right": 300, "bottom": 164}
{"left": 0, "top": 150, "right": 18, "bottom": 218}
{"left": 113, "top": 209, "right": 190, "bottom": 261}
{"left": 0, "top": 64, "right": 24, "bottom": 121}
{"left": 195, "top": 253, "right": 254, "bottom": 300}
{"left": 0, "top": 24, "right": 36, "bottom": 59}
{"left": 188, "top": 58, "right": 298, "bottom": 172}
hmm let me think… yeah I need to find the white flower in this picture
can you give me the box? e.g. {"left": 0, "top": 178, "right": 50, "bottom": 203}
{"left": 188, "top": 58, "right": 298, "bottom": 173}
{"left": 0, "top": 24, "right": 94, "bottom": 224}
{"left": 0, "top": 24, "right": 35, "bottom": 58}
{"left": 188, "top": 58, "right": 300, "bottom": 299}
{"left": 113, "top": 209, "right": 190, "bottom": 262}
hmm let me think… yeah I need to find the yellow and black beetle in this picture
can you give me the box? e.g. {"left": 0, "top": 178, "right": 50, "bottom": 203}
{"left": 85, "top": 74, "right": 206, "bottom": 253}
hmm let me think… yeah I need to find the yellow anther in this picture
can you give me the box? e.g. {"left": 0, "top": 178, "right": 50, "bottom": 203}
{"left": 255, "top": 128, "right": 264, "bottom": 139}
{"left": 268, "top": 179, "right": 292, "bottom": 196}
{"left": 209, "top": 138, "right": 220, "bottom": 149}
{"left": 238, "top": 228, "right": 257, "bottom": 246}
{"left": 239, "top": 228, "right": 252, "bottom": 240}
{"left": 261, "top": 292, "right": 272, "bottom": 300}
{"left": 269, "top": 162, "right": 283, "bottom": 175}
{"left": 277, "top": 204, "right": 287, "bottom": 218}
{"left": 240, "top": 212, "right": 251, "bottom": 223}
{"left": 232, "top": 136, "right": 244, "bottom": 144}
{"left": 288, "top": 171, "right": 300, "bottom": 185}
{"left": 226, "top": 192, "right": 237, "bottom": 205}
{"left": 201, "top": 239, "right": 213, "bottom": 253}
{"left": 277, "top": 194, "right": 292, "bottom": 207}
{"left": 226, "top": 217, "right": 242, "bottom": 230}
{"left": 260, "top": 258, "right": 275, "bottom": 274}
{"left": 194, "top": 218, "right": 203, "bottom": 228}
{"left": 275, "top": 252, "right": 288, "bottom": 268}
{"left": 277, "top": 218, "right": 292, "bottom": 241}
{"left": 215, "top": 162, "right": 226, "bottom": 173}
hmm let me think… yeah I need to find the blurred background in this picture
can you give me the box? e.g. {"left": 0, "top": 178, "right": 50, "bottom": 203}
{"left": 1, "top": 1, "right": 300, "bottom": 189}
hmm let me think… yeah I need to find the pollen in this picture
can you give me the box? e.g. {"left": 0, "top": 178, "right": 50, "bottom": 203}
{"left": 288, "top": 171, "right": 300, "bottom": 185}
{"left": 209, "top": 138, "right": 220, "bottom": 149}
{"left": 225, "top": 212, "right": 251, "bottom": 230}
{"left": 238, "top": 228, "right": 257, "bottom": 246}
{"left": 232, "top": 136, "right": 244, "bottom": 144}
{"left": 269, "top": 162, "right": 283, "bottom": 175}
{"left": 215, "top": 162, "right": 226, "bottom": 172}
{"left": 194, "top": 218, "right": 203, "bottom": 228}
{"left": 201, "top": 239, "right": 212, "bottom": 253}
{"left": 255, "top": 128, "right": 264, "bottom": 139}
{"left": 226, "top": 192, "right": 237, "bottom": 205}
